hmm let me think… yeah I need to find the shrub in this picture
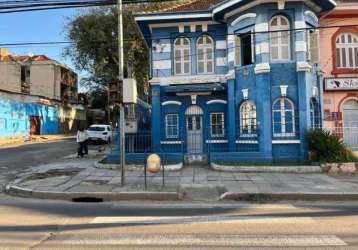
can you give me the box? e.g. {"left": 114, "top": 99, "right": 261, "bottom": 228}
{"left": 307, "top": 129, "right": 357, "bottom": 163}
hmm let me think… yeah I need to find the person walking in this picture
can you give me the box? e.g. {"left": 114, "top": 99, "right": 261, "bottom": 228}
{"left": 76, "top": 127, "right": 87, "bottom": 157}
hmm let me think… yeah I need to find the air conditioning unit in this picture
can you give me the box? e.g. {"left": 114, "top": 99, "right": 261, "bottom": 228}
{"left": 123, "top": 78, "right": 137, "bottom": 104}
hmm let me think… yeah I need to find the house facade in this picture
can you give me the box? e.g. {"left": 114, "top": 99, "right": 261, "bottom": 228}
{"left": 0, "top": 50, "right": 86, "bottom": 138}
{"left": 320, "top": 0, "right": 358, "bottom": 152}
{"left": 135, "top": 0, "right": 335, "bottom": 164}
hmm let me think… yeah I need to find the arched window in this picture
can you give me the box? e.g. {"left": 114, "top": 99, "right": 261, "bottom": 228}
{"left": 197, "top": 35, "right": 214, "bottom": 74}
{"left": 270, "top": 15, "right": 291, "bottom": 61}
{"left": 272, "top": 97, "right": 295, "bottom": 137}
{"left": 310, "top": 98, "right": 320, "bottom": 128}
{"left": 174, "top": 37, "right": 191, "bottom": 75}
{"left": 240, "top": 100, "right": 257, "bottom": 136}
{"left": 336, "top": 33, "right": 358, "bottom": 68}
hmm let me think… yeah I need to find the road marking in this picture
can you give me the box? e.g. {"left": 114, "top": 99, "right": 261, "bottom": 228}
{"left": 91, "top": 215, "right": 314, "bottom": 225}
{"left": 61, "top": 234, "right": 347, "bottom": 247}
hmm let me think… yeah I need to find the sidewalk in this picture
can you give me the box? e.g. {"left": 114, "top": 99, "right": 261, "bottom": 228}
{"left": 0, "top": 134, "right": 75, "bottom": 148}
{"left": 6, "top": 152, "right": 358, "bottom": 202}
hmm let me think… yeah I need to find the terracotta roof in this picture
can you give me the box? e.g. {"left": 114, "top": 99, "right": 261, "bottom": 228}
{"left": 15, "top": 55, "right": 52, "bottom": 63}
{"left": 158, "top": 0, "right": 224, "bottom": 13}
{"left": 0, "top": 53, "right": 55, "bottom": 63}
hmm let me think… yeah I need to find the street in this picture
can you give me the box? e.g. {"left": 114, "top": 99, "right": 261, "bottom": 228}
{"left": 0, "top": 139, "right": 91, "bottom": 190}
{"left": 0, "top": 195, "right": 357, "bottom": 249}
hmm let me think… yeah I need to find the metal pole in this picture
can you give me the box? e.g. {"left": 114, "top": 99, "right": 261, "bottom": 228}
{"left": 118, "top": 0, "right": 125, "bottom": 187}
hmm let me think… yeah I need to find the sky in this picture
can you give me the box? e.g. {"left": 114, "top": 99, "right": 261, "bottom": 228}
{"left": 0, "top": 7, "right": 88, "bottom": 91}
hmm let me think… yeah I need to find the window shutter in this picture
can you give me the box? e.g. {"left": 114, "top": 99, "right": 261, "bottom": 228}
{"left": 235, "top": 36, "right": 241, "bottom": 67}
{"left": 310, "top": 29, "right": 320, "bottom": 64}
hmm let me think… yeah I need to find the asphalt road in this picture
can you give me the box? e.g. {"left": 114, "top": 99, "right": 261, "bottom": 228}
{"left": 0, "top": 139, "right": 79, "bottom": 190}
{"left": 0, "top": 195, "right": 358, "bottom": 249}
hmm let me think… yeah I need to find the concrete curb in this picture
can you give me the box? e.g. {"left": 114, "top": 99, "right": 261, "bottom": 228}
{"left": 5, "top": 184, "right": 179, "bottom": 201}
{"left": 220, "top": 191, "right": 358, "bottom": 201}
{"left": 211, "top": 163, "right": 321, "bottom": 173}
{"left": 94, "top": 160, "right": 184, "bottom": 172}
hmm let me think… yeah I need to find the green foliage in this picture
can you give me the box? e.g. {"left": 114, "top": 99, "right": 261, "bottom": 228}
{"left": 64, "top": 7, "right": 150, "bottom": 98}
{"left": 307, "top": 129, "right": 357, "bottom": 163}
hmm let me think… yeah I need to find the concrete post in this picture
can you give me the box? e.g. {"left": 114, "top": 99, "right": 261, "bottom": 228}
{"left": 297, "top": 71, "right": 311, "bottom": 161}
{"left": 227, "top": 78, "right": 236, "bottom": 151}
{"left": 256, "top": 72, "right": 273, "bottom": 161}
{"left": 151, "top": 85, "right": 161, "bottom": 152}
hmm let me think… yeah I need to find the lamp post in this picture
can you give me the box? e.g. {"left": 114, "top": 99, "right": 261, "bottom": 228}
{"left": 117, "top": 0, "right": 125, "bottom": 186}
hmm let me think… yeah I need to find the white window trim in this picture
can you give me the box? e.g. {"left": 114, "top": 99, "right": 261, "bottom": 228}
{"left": 165, "top": 113, "right": 179, "bottom": 139}
{"left": 270, "top": 15, "right": 291, "bottom": 62}
{"left": 210, "top": 112, "right": 225, "bottom": 138}
{"left": 174, "top": 37, "right": 191, "bottom": 76}
{"left": 336, "top": 33, "right": 358, "bottom": 69}
{"left": 196, "top": 35, "right": 215, "bottom": 74}
{"left": 272, "top": 98, "right": 296, "bottom": 137}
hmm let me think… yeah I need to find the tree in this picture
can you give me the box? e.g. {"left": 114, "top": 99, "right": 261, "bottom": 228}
{"left": 65, "top": 7, "right": 149, "bottom": 99}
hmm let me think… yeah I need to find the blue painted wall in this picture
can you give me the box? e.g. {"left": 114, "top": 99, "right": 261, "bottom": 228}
{"left": 0, "top": 97, "right": 59, "bottom": 138}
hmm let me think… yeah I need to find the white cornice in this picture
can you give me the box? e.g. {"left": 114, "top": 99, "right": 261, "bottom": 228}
{"left": 149, "top": 21, "right": 218, "bottom": 31}
{"left": 135, "top": 13, "right": 212, "bottom": 22}
{"left": 161, "top": 101, "right": 182, "bottom": 106}
{"left": 222, "top": 0, "right": 322, "bottom": 20}
{"left": 304, "top": 10, "right": 319, "bottom": 23}
{"left": 231, "top": 13, "right": 256, "bottom": 26}
{"left": 297, "top": 61, "right": 312, "bottom": 72}
{"left": 149, "top": 74, "right": 227, "bottom": 86}
{"left": 254, "top": 63, "right": 271, "bottom": 74}
{"left": 207, "top": 99, "right": 227, "bottom": 105}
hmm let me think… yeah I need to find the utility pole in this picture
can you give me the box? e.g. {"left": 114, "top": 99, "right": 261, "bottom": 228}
{"left": 118, "top": 0, "right": 125, "bottom": 186}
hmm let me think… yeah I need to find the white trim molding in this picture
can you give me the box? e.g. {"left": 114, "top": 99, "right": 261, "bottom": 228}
{"left": 153, "top": 42, "right": 171, "bottom": 53}
{"left": 148, "top": 21, "right": 217, "bottom": 31}
{"left": 294, "top": 20, "right": 306, "bottom": 30}
{"left": 255, "top": 42, "right": 269, "bottom": 55}
{"left": 304, "top": 10, "right": 319, "bottom": 23}
{"left": 216, "top": 40, "right": 227, "bottom": 50}
{"left": 296, "top": 61, "right": 312, "bottom": 72}
{"left": 231, "top": 13, "right": 256, "bottom": 26}
{"left": 272, "top": 140, "right": 301, "bottom": 144}
{"left": 254, "top": 63, "right": 271, "bottom": 74}
{"left": 216, "top": 57, "right": 227, "bottom": 66}
{"left": 207, "top": 99, "right": 227, "bottom": 105}
{"left": 153, "top": 60, "right": 171, "bottom": 70}
{"left": 135, "top": 13, "right": 212, "bottom": 21}
{"left": 295, "top": 41, "right": 307, "bottom": 52}
{"left": 206, "top": 139, "right": 228, "bottom": 144}
{"left": 161, "top": 101, "right": 182, "bottom": 106}
{"left": 160, "top": 141, "right": 182, "bottom": 145}
{"left": 236, "top": 140, "right": 258, "bottom": 144}
{"left": 149, "top": 74, "right": 226, "bottom": 86}
{"left": 225, "top": 69, "right": 235, "bottom": 80}
{"left": 255, "top": 22, "right": 269, "bottom": 32}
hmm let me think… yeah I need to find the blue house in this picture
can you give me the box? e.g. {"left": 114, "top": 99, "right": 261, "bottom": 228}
{"left": 134, "top": 0, "right": 336, "bottom": 164}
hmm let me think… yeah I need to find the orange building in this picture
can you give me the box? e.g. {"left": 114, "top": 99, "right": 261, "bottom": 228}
{"left": 320, "top": 0, "right": 358, "bottom": 151}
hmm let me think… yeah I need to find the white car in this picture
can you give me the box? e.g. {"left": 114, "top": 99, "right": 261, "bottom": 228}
{"left": 86, "top": 124, "right": 112, "bottom": 143}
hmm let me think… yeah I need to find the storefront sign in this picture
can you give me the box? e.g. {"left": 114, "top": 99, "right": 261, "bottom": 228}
{"left": 325, "top": 78, "right": 358, "bottom": 91}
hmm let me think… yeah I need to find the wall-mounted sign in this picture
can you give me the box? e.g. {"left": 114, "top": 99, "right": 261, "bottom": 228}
{"left": 325, "top": 78, "right": 358, "bottom": 91}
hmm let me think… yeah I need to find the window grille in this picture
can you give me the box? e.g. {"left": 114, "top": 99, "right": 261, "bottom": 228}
{"left": 240, "top": 100, "right": 257, "bottom": 136}
{"left": 197, "top": 35, "right": 214, "bottom": 74}
{"left": 210, "top": 112, "right": 225, "bottom": 137}
{"left": 272, "top": 97, "right": 296, "bottom": 137}
{"left": 174, "top": 37, "right": 191, "bottom": 75}
{"left": 336, "top": 33, "right": 358, "bottom": 69}
{"left": 270, "top": 15, "right": 291, "bottom": 61}
{"left": 165, "top": 113, "right": 179, "bottom": 138}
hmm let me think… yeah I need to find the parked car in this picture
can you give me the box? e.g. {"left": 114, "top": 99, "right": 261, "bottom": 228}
{"left": 86, "top": 124, "right": 112, "bottom": 143}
